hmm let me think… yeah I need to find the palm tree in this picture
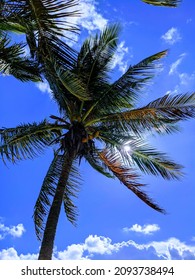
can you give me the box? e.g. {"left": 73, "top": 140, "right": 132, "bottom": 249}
{"left": 141, "top": 0, "right": 181, "bottom": 7}
{"left": 1, "top": 25, "right": 195, "bottom": 259}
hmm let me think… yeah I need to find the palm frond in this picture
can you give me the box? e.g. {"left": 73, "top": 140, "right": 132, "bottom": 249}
{"left": 33, "top": 151, "right": 60, "bottom": 240}
{"left": 90, "top": 93, "right": 195, "bottom": 135}
{"left": 0, "top": 120, "right": 62, "bottom": 163}
{"left": 126, "top": 139, "right": 183, "bottom": 180}
{"left": 77, "top": 23, "right": 121, "bottom": 88}
{"left": 1, "top": 0, "right": 79, "bottom": 68}
{"left": 142, "top": 0, "right": 180, "bottom": 7}
{"left": 84, "top": 151, "right": 114, "bottom": 178}
{"left": 1, "top": 0, "right": 79, "bottom": 36}
{"left": 0, "top": 21, "right": 27, "bottom": 34}
{"left": 83, "top": 50, "right": 167, "bottom": 122}
{"left": 0, "top": 35, "right": 41, "bottom": 81}
{"left": 33, "top": 151, "right": 81, "bottom": 240}
{"left": 99, "top": 149, "right": 165, "bottom": 213}
{"left": 145, "top": 93, "right": 195, "bottom": 121}
{"left": 63, "top": 158, "right": 81, "bottom": 225}
{"left": 93, "top": 108, "right": 179, "bottom": 135}
{"left": 57, "top": 69, "right": 91, "bottom": 101}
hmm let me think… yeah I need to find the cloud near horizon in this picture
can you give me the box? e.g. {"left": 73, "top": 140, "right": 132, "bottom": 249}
{"left": 1, "top": 234, "right": 195, "bottom": 260}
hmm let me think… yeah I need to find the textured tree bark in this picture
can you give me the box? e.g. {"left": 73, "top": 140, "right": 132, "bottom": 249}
{"left": 38, "top": 151, "right": 75, "bottom": 260}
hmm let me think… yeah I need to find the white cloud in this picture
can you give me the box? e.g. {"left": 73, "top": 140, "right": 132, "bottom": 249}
{"left": 35, "top": 80, "right": 52, "bottom": 97}
{"left": 56, "top": 236, "right": 195, "bottom": 260}
{"left": 161, "top": 27, "right": 181, "bottom": 45}
{"left": 1, "top": 234, "right": 195, "bottom": 260}
{"left": 149, "top": 238, "right": 195, "bottom": 260}
{"left": 179, "top": 72, "right": 195, "bottom": 86}
{"left": 110, "top": 41, "right": 130, "bottom": 74}
{"left": 77, "top": 0, "right": 108, "bottom": 32}
{"left": 56, "top": 244, "right": 86, "bottom": 260}
{"left": 0, "top": 248, "right": 37, "bottom": 260}
{"left": 64, "top": 0, "right": 107, "bottom": 40}
{"left": 55, "top": 235, "right": 120, "bottom": 260}
{"left": 123, "top": 224, "right": 160, "bottom": 235}
{"left": 166, "top": 53, "right": 195, "bottom": 94}
{"left": 0, "top": 222, "right": 25, "bottom": 240}
{"left": 169, "top": 53, "right": 186, "bottom": 75}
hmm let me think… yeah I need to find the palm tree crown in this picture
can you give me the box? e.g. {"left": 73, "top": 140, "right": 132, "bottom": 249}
{"left": 1, "top": 24, "right": 195, "bottom": 259}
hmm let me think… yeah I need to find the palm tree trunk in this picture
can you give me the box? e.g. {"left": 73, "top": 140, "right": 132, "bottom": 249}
{"left": 38, "top": 150, "right": 75, "bottom": 260}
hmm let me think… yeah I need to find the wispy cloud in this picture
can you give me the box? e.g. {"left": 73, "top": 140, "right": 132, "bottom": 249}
{"left": 166, "top": 53, "right": 195, "bottom": 95}
{"left": 35, "top": 80, "right": 52, "bottom": 95}
{"left": 161, "top": 27, "right": 181, "bottom": 45}
{"left": 169, "top": 53, "right": 186, "bottom": 75}
{"left": 123, "top": 224, "right": 160, "bottom": 235}
{"left": 0, "top": 222, "right": 25, "bottom": 240}
{"left": 110, "top": 41, "right": 131, "bottom": 74}
{"left": 179, "top": 72, "right": 195, "bottom": 86}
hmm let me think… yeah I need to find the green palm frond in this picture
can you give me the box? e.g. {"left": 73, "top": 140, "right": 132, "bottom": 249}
{"left": 0, "top": 35, "right": 41, "bottom": 81}
{"left": 57, "top": 69, "right": 91, "bottom": 101}
{"left": 95, "top": 108, "right": 179, "bottom": 136}
{"left": 106, "top": 50, "right": 167, "bottom": 109}
{"left": 145, "top": 93, "right": 195, "bottom": 121}
{"left": 28, "top": 0, "right": 79, "bottom": 67}
{"left": 63, "top": 158, "right": 81, "bottom": 226}
{"left": 33, "top": 151, "right": 81, "bottom": 240}
{"left": 28, "top": 0, "right": 79, "bottom": 36}
{"left": 0, "top": 21, "right": 27, "bottom": 34}
{"left": 0, "top": 0, "right": 79, "bottom": 36}
{"left": 90, "top": 93, "right": 195, "bottom": 135}
{"left": 123, "top": 139, "right": 183, "bottom": 180}
{"left": 142, "top": 0, "right": 180, "bottom": 7}
{"left": 1, "top": 0, "right": 79, "bottom": 69}
{"left": 33, "top": 152, "right": 81, "bottom": 240}
{"left": 0, "top": 120, "right": 62, "bottom": 163}
{"left": 33, "top": 152, "right": 59, "bottom": 240}
{"left": 77, "top": 23, "right": 121, "bottom": 87}
{"left": 84, "top": 151, "right": 114, "bottom": 178}
{"left": 99, "top": 149, "right": 165, "bottom": 213}
{"left": 83, "top": 50, "right": 167, "bottom": 122}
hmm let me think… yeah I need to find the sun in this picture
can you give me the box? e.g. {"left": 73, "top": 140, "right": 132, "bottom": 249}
{"left": 123, "top": 145, "right": 132, "bottom": 153}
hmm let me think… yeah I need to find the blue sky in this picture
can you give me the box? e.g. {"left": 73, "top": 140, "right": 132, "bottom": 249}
{"left": 0, "top": 0, "right": 195, "bottom": 260}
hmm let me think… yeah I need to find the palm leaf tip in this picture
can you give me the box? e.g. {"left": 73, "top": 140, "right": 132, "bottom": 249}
{"left": 131, "top": 140, "right": 184, "bottom": 180}
{"left": 142, "top": 0, "right": 180, "bottom": 7}
{"left": 99, "top": 149, "right": 165, "bottom": 214}
{"left": 146, "top": 93, "right": 195, "bottom": 122}
{"left": 0, "top": 120, "right": 60, "bottom": 163}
